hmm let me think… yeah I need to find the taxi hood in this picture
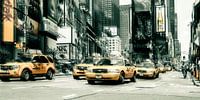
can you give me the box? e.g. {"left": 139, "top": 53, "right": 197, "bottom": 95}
{"left": 136, "top": 67, "right": 155, "bottom": 71}
{"left": 76, "top": 63, "right": 94, "bottom": 67}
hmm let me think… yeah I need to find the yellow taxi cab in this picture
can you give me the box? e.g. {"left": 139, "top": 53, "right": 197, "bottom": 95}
{"left": 157, "top": 62, "right": 167, "bottom": 73}
{"left": 72, "top": 57, "right": 100, "bottom": 79}
{"left": 85, "top": 58, "right": 137, "bottom": 84}
{"left": 0, "top": 54, "right": 56, "bottom": 81}
{"left": 136, "top": 62, "right": 160, "bottom": 78}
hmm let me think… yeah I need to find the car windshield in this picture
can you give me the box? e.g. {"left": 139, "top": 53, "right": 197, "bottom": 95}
{"left": 82, "top": 58, "right": 93, "bottom": 64}
{"left": 10, "top": 56, "right": 32, "bottom": 62}
{"left": 97, "top": 59, "right": 124, "bottom": 66}
{"left": 142, "top": 62, "right": 154, "bottom": 68}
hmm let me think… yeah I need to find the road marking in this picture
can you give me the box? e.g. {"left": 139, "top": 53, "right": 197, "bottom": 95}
{"left": 93, "top": 89, "right": 104, "bottom": 92}
{"left": 12, "top": 86, "right": 27, "bottom": 89}
{"left": 62, "top": 94, "right": 77, "bottom": 100}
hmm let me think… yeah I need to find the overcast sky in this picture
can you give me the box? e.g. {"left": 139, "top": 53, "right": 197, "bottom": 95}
{"left": 175, "top": 0, "right": 194, "bottom": 56}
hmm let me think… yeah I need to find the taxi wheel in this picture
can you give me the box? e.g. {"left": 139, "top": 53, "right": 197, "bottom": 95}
{"left": 130, "top": 73, "right": 136, "bottom": 82}
{"left": 152, "top": 73, "right": 156, "bottom": 79}
{"left": 21, "top": 69, "right": 30, "bottom": 81}
{"left": 118, "top": 73, "right": 125, "bottom": 84}
{"left": 46, "top": 69, "right": 54, "bottom": 80}
{"left": 73, "top": 76, "right": 79, "bottom": 79}
{"left": 156, "top": 73, "right": 159, "bottom": 78}
{"left": 87, "top": 80, "right": 95, "bottom": 84}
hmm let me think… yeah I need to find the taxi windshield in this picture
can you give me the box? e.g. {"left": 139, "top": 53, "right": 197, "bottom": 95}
{"left": 142, "top": 62, "right": 154, "bottom": 68}
{"left": 11, "top": 56, "right": 32, "bottom": 62}
{"left": 82, "top": 58, "right": 93, "bottom": 64}
{"left": 97, "top": 59, "right": 124, "bottom": 66}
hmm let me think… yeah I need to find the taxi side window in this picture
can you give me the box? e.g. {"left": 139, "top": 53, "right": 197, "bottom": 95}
{"left": 125, "top": 60, "right": 130, "bottom": 66}
{"left": 40, "top": 56, "right": 49, "bottom": 63}
{"left": 32, "top": 56, "right": 41, "bottom": 63}
{"left": 47, "top": 56, "right": 54, "bottom": 63}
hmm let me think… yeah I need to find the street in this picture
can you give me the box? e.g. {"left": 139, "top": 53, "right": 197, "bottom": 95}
{"left": 0, "top": 71, "right": 200, "bottom": 100}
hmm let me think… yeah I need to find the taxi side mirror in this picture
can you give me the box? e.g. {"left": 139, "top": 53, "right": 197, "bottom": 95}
{"left": 32, "top": 60, "right": 37, "bottom": 63}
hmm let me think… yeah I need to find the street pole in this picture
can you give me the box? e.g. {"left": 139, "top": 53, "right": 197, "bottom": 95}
{"left": 23, "top": 4, "right": 28, "bottom": 54}
{"left": 151, "top": 0, "right": 157, "bottom": 64}
{"left": 131, "top": 0, "right": 135, "bottom": 63}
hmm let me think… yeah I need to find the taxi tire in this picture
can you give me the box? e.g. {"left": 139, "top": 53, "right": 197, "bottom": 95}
{"left": 118, "top": 74, "right": 125, "bottom": 84}
{"left": 21, "top": 69, "right": 30, "bottom": 81}
{"left": 87, "top": 80, "right": 95, "bottom": 84}
{"left": 73, "top": 76, "right": 79, "bottom": 79}
{"left": 46, "top": 69, "right": 54, "bottom": 80}
{"left": 156, "top": 73, "right": 159, "bottom": 78}
{"left": 130, "top": 74, "right": 136, "bottom": 82}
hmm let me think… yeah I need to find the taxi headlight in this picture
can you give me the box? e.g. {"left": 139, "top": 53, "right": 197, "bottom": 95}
{"left": 108, "top": 69, "right": 120, "bottom": 73}
{"left": 87, "top": 69, "right": 93, "bottom": 72}
{"left": 11, "top": 65, "right": 20, "bottom": 70}
{"left": 148, "top": 70, "right": 154, "bottom": 73}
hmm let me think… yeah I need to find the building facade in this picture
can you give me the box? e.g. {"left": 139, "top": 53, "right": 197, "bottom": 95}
{"left": 119, "top": 5, "right": 131, "bottom": 58}
{"left": 107, "top": 36, "right": 121, "bottom": 54}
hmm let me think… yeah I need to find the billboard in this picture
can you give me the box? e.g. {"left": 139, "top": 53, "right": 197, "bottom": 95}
{"left": 104, "top": 26, "right": 118, "bottom": 36}
{"left": 156, "top": 5, "right": 166, "bottom": 33}
{"left": 2, "top": 0, "right": 14, "bottom": 42}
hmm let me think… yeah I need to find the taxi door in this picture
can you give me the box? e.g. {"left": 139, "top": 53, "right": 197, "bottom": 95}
{"left": 32, "top": 56, "right": 43, "bottom": 74}
{"left": 39, "top": 56, "right": 49, "bottom": 73}
{"left": 125, "top": 60, "right": 134, "bottom": 78}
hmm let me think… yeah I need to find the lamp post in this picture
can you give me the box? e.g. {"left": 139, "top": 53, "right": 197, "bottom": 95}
{"left": 151, "top": 0, "right": 157, "bottom": 64}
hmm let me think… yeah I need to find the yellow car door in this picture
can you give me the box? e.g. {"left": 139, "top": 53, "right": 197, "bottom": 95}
{"left": 125, "top": 64, "right": 133, "bottom": 78}
{"left": 32, "top": 56, "right": 42, "bottom": 74}
{"left": 39, "top": 56, "right": 49, "bottom": 73}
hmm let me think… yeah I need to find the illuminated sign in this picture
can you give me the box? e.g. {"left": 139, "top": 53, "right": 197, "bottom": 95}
{"left": 156, "top": 5, "right": 166, "bottom": 33}
{"left": 43, "top": 17, "right": 58, "bottom": 36}
{"left": 3, "top": 0, "right": 14, "bottom": 42}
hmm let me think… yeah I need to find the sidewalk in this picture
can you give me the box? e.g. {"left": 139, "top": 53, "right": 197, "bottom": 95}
{"left": 55, "top": 69, "right": 72, "bottom": 76}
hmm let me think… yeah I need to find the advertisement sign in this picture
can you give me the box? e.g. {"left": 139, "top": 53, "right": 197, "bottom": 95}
{"left": 56, "top": 43, "right": 69, "bottom": 60}
{"left": 3, "top": 0, "right": 14, "bottom": 42}
{"left": 43, "top": 0, "right": 59, "bottom": 23}
{"left": 104, "top": 26, "right": 118, "bottom": 36}
{"left": 57, "top": 27, "right": 72, "bottom": 43}
{"left": 156, "top": 5, "right": 166, "bottom": 33}
{"left": 26, "top": 17, "right": 39, "bottom": 35}
{"left": 43, "top": 17, "right": 58, "bottom": 36}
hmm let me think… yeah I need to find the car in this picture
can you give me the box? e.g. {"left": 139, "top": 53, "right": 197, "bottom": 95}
{"left": 0, "top": 54, "right": 56, "bottom": 81}
{"left": 136, "top": 62, "right": 160, "bottom": 78}
{"left": 85, "top": 58, "right": 137, "bottom": 84}
{"left": 157, "top": 62, "right": 167, "bottom": 73}
{"left": 163, "top": 61, "right": 172, "bottom": 71}
{"left": 72, "top": 57, "right": 100, "bottom": 79}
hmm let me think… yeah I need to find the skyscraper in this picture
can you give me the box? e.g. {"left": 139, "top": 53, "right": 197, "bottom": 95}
{"left": 120, "top": 5, "right": 131, "bottom": 53}
{"left": 97, "top": 0, "right": 120, "bottom": 36}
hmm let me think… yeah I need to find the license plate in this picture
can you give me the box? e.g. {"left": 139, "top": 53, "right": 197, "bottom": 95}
{"left": 139, "top": 73, "right": 143, "bottom": 76}
{"left": 96, "top": 75, "right": 102, "bottom": 79}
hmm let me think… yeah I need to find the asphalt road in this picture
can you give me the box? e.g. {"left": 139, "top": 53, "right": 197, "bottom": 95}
{"left": 0, "top": 71, "right": 200, "bottom": 100}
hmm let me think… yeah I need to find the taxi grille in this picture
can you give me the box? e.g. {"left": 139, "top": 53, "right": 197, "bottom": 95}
{"left": 77, "top": 66, "right": 87, "bottom": 70}
{"left": 137, "top": 70, "right": 147, "bottom": 73}
{"left": 0, "top": 66, "right": 13, "bottom": 70}
{"left": 93, "top": 69, "right": 108, "bottom": 73}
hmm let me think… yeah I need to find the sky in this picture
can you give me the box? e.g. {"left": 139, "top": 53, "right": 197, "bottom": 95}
{"left": 175, "top": 0, "right": 194, "bottom": 56}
